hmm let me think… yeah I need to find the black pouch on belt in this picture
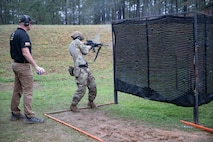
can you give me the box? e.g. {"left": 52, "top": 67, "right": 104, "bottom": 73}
{"left": 68, "top": 66, "right": 74, "bottom": 76}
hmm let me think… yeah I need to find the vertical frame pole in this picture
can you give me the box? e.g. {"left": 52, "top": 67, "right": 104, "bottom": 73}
{"left": 194, "top": 12, "right": 199, "bottom": 124}
{"left": 145, "top": 18, "right": 150, "bottom": 89}
{"left": 112, "top": 24, "right": 118, "bottom": 104}
{"left": 203, "top": 15, "right": 207, "bottom": 96}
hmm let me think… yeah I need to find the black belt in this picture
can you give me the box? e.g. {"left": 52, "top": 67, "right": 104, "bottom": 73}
{"left": 79, "top": 63, "right": 88, "bottom": 68}
{"left": 14, "top": 60, "right": 29, "bottom": 63}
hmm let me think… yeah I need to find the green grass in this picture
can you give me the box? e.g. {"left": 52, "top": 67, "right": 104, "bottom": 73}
{"left": 0, "top": 25, "right": 212, "bottom": 141}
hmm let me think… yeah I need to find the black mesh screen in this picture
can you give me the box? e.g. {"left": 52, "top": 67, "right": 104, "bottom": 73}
{"left": 112, "top": 12, "right": 213, "bottom": 107}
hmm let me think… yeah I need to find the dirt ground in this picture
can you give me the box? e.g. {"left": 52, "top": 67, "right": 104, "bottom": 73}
{"left": 49, "top": 106, "right": 213, "bottom": 142}
{"left": 1, "top": 83, "right": 212, "bottom": 142}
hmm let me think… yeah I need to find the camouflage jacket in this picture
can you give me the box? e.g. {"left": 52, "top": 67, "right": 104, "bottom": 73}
{"left": 68, "top": 39, "right": 90, "bottom": 67}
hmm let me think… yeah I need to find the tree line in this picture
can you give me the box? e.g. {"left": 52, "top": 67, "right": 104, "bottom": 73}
{"left": 0, "top": 0, "right": 212, "bottom": 25}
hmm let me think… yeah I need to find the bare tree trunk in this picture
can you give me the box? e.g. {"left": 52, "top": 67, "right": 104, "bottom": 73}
{"left": 118, "top": 1, "right": 122, "bottom": 19}
{"left": 78, "top": 0, "right": 80, "bottom": 25}
{"left": 121, "top": 0, "right": 125, "bottom": 19}
{"left": 183, "top": 0, "right": 187, "bottom": 12}
{"left": 168, "top": 0, "right": 174, "bottom": 14}
{"left": 136, "top": 0, "right": 140, "bottom": 17}
{"left": 164, "top": 0, "right": 167, "bottom": 14}
{"left": 111, "top": 0, "right": 116, "bottom": 20}
{"left": 101, "top": 0, "right": 106, "bottom": 23}
{"left": 64, "top": 0, "right": 68, "bottom": 24}
{"left": 0, "top": 3, "right": 4, "bottom": 24}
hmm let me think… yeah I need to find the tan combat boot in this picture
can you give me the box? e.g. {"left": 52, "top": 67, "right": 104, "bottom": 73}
{"left": 87, "top": 101, "right": 97, "bottom": 109}
{"left": 70, "top": 104, "right": 79, "bottom": 112}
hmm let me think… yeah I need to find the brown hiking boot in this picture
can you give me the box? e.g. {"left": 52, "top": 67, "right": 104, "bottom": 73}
{"left": 70, "top": 105, "right": 79, "bottom": 112}
{"left": 87, "top": 102, "right": 97, "bottom": 108}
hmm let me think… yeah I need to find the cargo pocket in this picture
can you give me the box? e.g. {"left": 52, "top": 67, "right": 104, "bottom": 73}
{"left": 73, "top": 67, "right": 81, "bottom": 77}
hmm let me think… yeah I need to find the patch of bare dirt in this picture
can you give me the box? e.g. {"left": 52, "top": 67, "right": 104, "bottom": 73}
{"left": 50, "top": 107, "right": 213, "bottom": 142}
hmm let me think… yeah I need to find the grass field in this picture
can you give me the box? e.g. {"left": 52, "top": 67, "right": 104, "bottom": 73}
{"left": 0, "top": 25, "right": 212, "bottom": 141}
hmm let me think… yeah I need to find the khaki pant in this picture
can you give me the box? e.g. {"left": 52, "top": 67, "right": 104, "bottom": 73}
{"left": 11, "top": 62, "right": 35, "bottom": 118}
{"left": 72, "top": 67, "right": 97, "bottom": 105}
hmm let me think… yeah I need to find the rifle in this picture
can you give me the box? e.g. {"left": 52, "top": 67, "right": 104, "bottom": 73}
{"left": 85, "top": 40, "right": 105, "bottom": 62}
{"left": 85, "top": 40, "right": 103, "bottom": 52}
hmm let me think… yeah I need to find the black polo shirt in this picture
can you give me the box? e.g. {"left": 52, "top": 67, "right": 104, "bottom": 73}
{"left": 10, "top": 28, "right": 32, "bottom": 63}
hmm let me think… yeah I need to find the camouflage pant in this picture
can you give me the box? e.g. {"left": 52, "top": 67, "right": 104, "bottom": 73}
{"left": 71, "top": 67, "right": 96, "bottom": 106}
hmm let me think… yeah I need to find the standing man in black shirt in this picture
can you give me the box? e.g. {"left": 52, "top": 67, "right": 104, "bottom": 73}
{"left": 10, "top": 15, "right": 45, "bottom": 123}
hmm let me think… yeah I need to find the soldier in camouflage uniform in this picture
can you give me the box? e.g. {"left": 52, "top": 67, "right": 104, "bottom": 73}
{"left": 68, "top": 31, "right": 97, "bottom": 112}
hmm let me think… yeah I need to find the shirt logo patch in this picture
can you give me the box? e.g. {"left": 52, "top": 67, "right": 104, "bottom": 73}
{"left": 25, "top": 42, "right": 31, "bottom": 46}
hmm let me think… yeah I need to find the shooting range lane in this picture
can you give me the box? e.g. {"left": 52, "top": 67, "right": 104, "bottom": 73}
{"left": 44, "top": 102, "right": 114, "bottom": 142}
